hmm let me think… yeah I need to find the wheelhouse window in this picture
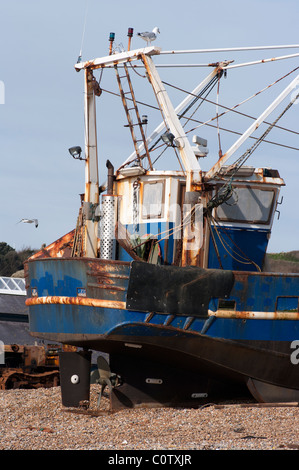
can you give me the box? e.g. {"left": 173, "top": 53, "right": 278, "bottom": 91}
{"left": 215, "top": 186, "right": 275, "bottom": 224}
{"left": 142, "top": 180, "right": 165, "bottom": 219}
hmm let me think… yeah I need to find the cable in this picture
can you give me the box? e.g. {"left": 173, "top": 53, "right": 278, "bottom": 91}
{"left": 207, "top": 213, "right": 261, "bottom": 271}
{"left": 101, "top": 87, "right": 299, "bottom": 153}
{"left": 163, "top": 66, "right": 299, "bottom": 138}
{"left": 222, "top": 88, "right": 299, "bottom": 178}
{"left": 188, "top": 66, "right": 299, "bottom": 137}
{"left": 148, "top": 74, "right": 221, "bottom": 166}
{"left": 216, "top": 71, "right": 222, "bottom": 157}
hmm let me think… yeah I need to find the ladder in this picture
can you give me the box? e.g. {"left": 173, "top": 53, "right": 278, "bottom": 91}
{"left": 114, "top": 64, "right": 153, "bottom": 170}
{"left": 71, "top": 207, "right": 85, "bottom": 257}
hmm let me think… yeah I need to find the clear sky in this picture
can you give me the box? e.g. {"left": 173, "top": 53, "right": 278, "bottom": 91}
{"left": 1, "top": 0, "right": 298, "bottom": 253}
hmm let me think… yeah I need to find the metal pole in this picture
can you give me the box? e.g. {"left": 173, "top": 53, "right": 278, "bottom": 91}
{"left": 159, "top": 44, "right": 299, "bottom": 55}
{"left": 223, "top": 53, "right": 299, "bottom": 70}
{"left": 84, "top": 68, "right": 99, "bottom": 257}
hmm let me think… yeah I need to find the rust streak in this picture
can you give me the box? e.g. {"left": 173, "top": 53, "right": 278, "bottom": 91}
{"left": 26, "top": 296, "right": 126, "bottom": 310}
{"left": 209, "top": 309, "right": 299, "bottom": 320}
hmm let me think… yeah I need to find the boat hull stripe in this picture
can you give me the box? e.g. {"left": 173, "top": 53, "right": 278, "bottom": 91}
{"left": 209, "top": 310, "right": 299, "bottom": 320}
{"left": 25, "top": 296, "right": 126, "bottom": 310}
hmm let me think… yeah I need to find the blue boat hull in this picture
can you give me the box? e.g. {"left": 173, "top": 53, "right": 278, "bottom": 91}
{"left": 25, "top": 257, "right": 299, "bottom": 404}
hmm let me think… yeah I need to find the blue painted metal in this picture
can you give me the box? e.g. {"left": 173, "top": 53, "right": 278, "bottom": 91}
{"left": 208, "top": 226, "right": 270, "bottom": 271}
{"left": 25, "top": 250, "right": 299, "bottom": 403}
{"left": 27, "top": 257, "right": 299, "bottom": 342}
{"left": 28, "top": 301, "right": 299, "bottom": 342}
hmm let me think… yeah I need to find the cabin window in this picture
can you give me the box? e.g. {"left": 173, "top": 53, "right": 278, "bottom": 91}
{"left": 215, "top": 186, "right": 275, "bottom": 224}
{"left": 276, "top": 296, "right": 299, "bottom": 313}
{"left": 142, "top": 180, "right": 165, "bottom": 219}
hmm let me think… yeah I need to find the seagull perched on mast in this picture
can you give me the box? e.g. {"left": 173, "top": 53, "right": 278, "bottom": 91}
{"left": 17, "top": 218, "right": 38, "bottom": 228}
{"left": 137, "top": 27, "right": 160, "bottom": 46}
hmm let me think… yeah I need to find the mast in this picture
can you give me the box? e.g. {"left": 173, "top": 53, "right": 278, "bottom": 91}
{"left": 83, "top": 68, "right": 99, "bottom": 258}
{"left": 76, "top": 45, "right": 161, "bottom": 258}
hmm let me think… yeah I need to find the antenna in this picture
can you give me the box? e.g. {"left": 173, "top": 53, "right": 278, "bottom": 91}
{"left": 77, "top": 0, "right": 89, "bottom": 63}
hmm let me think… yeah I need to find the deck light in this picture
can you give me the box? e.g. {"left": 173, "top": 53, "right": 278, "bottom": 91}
{"left": 161, "top": 132, "right": 176, "bottom": 147}
{"left": 68, "top": 146, "right": 85, "bottom": 160}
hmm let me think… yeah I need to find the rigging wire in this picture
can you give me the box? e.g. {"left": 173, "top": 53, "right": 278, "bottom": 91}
{"left": 221, "top": 89, "right": 299, "bottom": 178}
{"left": 180, "top": 76, "right": 219, "bottom": 127}
{"left": 206, "top": 87, "right": 299, "bottom": 220}
{"left": 184, "top": 116, "right": 299, "bottom": 151}
{"left": 146, "top": 85, "right": 299, "bottom": 267}
{"left": 187, "top": 66, "right": 299, "bottom": 136}
{"left": 178, "top": 75, "right": 219, "bottom": 121}
{"left": 216, "top": 71, "right": 222, "bottom": 157}
{"left": 101, "top": 87, "right": 299, "bottom": 153}
{"left": 163, "top": 65, "right": 299, "bottom": 138}
{"left": 100, "top": 63, "right": 299, "bottom": 170}
{"left": 150, "top": 74, "right": 220, "bottom": 166}
{"left": 98, "top": 56, "right": 299, "bottom": 265}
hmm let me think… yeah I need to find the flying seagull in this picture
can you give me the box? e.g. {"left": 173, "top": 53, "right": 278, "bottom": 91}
{"left": 17, "top": 218, "right": 38, "bottom": 228}
{"left": 137, "top": 27, "right": 160, "bottom": 46}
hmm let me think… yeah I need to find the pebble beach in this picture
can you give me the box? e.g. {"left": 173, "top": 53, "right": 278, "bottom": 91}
{"left": 0, "top": 385, "right": 298, "bottom": 452}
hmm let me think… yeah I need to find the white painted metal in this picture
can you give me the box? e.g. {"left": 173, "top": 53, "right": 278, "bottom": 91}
{"left": 160, "top": 44, "right": 299, "bottom": 55}
{"left": 84, "top": 69, "right": 99, "bottom": 258}
{"left": 0, "top": 277, "right": 26, "bottom": 296}
{"left": 75, "top": 46, "right": 161, "bottom": 71}
{"left": 112, "top": 63, "right": 213, "bottom": 68}
{"left": 139, "top": 52, "right": 299, "bottom": 69}
{"left": 205, "top": 73, "right": 299, "bottom": 180}
{"left": 223, "top": 53, "right": 299, "bottom": 70}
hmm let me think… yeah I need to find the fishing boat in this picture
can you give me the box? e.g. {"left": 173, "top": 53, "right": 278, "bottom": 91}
{"left": 25, "top": 30, "right": 299, "bottom": 409}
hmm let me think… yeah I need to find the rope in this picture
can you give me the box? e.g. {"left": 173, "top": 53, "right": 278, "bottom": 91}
{"left": 207, "top": 213, "right": 261, "bottom": 271}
